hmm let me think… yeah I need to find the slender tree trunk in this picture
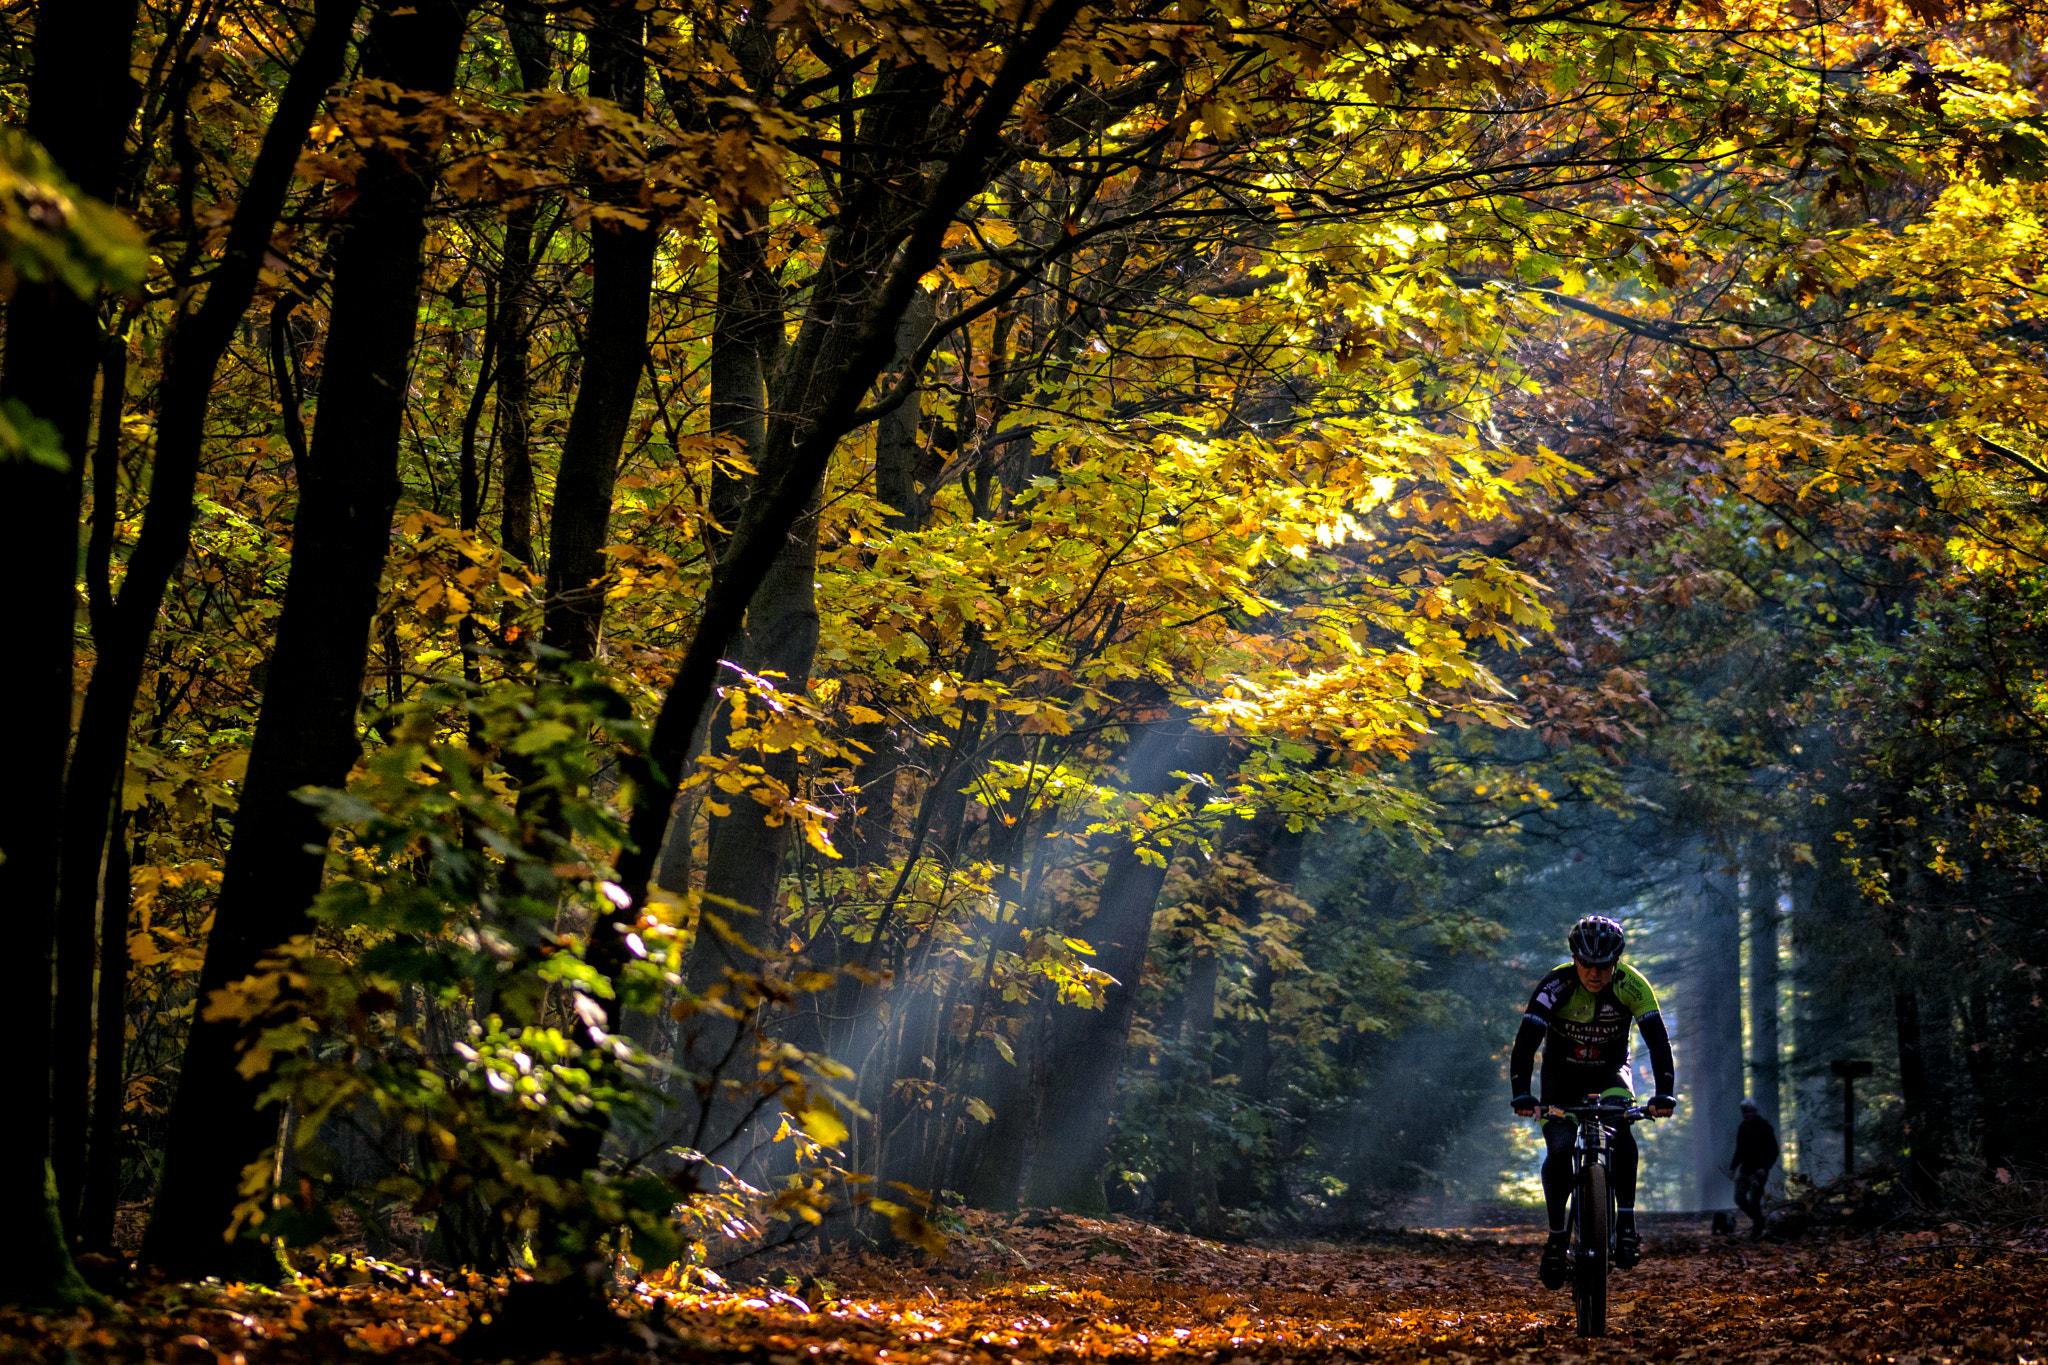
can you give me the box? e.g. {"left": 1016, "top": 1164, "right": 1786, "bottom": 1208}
{"left": 671, "top": 55, "right": 958, "bottom": 1161}
{"left": 698, "top": 513, "right": 822, "bottom": 917}
{"left": 540, "top": 1, "right": 656, "bottom": 662}
{"left": 493, "top": 0, "right": 554, "bottom": 574}
{"left": 1216, "top": 819, "right": 1300, "bottom": 1209}
{"left": 1218, "top": 953, "right": 1274, "bottom": 1209}
{"left": 649, "top": 20, "right": 783, "bottom": 891}
{"left": 491, "top": 6, "right": 551, "bottom": 617}
{"left": 142, "top": 0, "right": 468, "bottom": 1279}
{"left": 0, "top": 0, "right": 141, "bottom": 1310}
{"left": 1691, "top": 852, "right": 1744, "bottom": 1212}
{"left": 1159, "top": 945, "right": 1218, "bottom": 1229}
{"left": 1747, "top": 848, "right": 1782, "bottom": 1128}
{"left": 677, "top": 508, "right": 821, "bottom": 1161}
{"left": 1894, "top": 975, "right": 1939, "bottom": 1202}
{"left": 1965, "top": 991, "right": 2004, "bottom": 1172}
{"left": 53, "top": 337, "right": 132, "bottom": 1227}
{"left": 78, "top": 813, "right": 133, "bottom": 1253}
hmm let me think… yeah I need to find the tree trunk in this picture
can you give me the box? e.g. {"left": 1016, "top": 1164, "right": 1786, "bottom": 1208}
{"left": 1691, "top": 852, "right": 1744, "bottom": 1213}
{"left": 1747, "top": 848, "right": 1782, "bottom": 1128}
{"left": 647, "top": 103, "right": 783, "bottom": 894}
{"left": 1218, "top": 953, "right": 1273, "bottom": 1209}
{"left": 53, "top": 338, "right": 131, "bottom": 1227}
{"left": 0, "top": 0, "right": 141, "bottom": 1310}
{"left": 1216, "top": 820, "right": 1300, "bottom": 1210}
{"left": 142, "top": 0, "right": 468, "bottom": 1280}
{"left": 539, "top": 1, "right": 656, "bottom": 662}
{"left": 45, "top": 0, "right": 359, "bottom": 1254}
{"left": 1965, "top": 990, "right": 2004, "bottom": 1172}
{"left": 1158, "top": 945, "right": 1219, "bottom": 1230}
{"left": 78, "top": 814, "right": 133, "bottom": 1253}
{"left": 1022, "top": 720, "right": 1226, "bottom": 1213}
{"left": 1894, "top": 976, "right": 1939, "bottom": 1202}
{"left": 493, "top": 12, "right": 551, "bottom": 573}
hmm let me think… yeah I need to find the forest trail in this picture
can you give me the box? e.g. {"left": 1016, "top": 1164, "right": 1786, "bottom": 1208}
{"left": 6, "top": 1214, "right": 2043, "bottom": 1365}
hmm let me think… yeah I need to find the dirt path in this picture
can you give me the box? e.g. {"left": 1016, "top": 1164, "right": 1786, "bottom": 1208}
{"left": 753, "top": 1213, "right": 2048, "bottom": 1364}
{"left": 3, "top": 1216, "right": 2043, "bottom": 1363}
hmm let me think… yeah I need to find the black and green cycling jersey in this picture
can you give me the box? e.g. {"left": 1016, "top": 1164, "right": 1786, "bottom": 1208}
{"left": 1510, "top": 960, "right": 1676, "bottom": 1103}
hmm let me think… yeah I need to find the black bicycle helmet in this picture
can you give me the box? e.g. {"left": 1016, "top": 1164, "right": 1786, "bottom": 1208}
{"left": 1568, "top": 914, "right": 1626, "bottom": 966}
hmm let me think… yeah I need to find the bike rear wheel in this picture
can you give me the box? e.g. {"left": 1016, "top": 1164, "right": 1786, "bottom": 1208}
{"left": 1574, "top": 1162, "right": 1610, "bottom": 1338}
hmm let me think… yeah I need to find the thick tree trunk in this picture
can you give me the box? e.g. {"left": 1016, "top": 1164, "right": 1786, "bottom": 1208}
{"left": 0, "top": 0, "right": 141, "bottom": 1310}
{"left": 1022, "top": 721, "right": 1226, "bottom": 1213}
{"left": 142, "top": 0, "right": 467, "bottom": 1280}
{"left": 1747, "top": 849, "right": 1782, "bottom": 1128}
{"left": 1691, "top": 853, "right": 1745, "bottom": 1213}
{"left": 45, "top": 0, "right": 359, "bottom": 1259}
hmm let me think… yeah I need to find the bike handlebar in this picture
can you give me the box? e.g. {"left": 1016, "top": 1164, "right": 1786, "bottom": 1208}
{"left": 1524, "top": 1100, "right": 1661, "bottom": 1122}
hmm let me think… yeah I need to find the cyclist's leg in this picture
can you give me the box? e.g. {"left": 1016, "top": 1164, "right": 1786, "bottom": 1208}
{"left": 1598, "top": 1084, "right": 1638, "bottom": 1213}
{"left": 1541, "top": 1118, "right": 1577, "bottom": 1232}
{"left": 1594, "top": 1081, "right": 1645, "bottom": 1267}
{"left": 1537, "top": 1116, "right": 1575, "bottom": 1287}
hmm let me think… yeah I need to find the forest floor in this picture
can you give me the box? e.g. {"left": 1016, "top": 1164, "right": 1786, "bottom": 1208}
{"left": 3, "top": 1210, "right": 2044, "bottom": 1365}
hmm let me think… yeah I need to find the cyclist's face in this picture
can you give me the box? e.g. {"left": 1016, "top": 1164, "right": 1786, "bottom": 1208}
{"left": 1575, "top": 959, "right": 1617, "bottom": 991}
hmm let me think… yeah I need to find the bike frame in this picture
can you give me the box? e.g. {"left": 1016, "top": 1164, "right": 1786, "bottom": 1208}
{"left": 1547, "top": 1096, "right": 1651, "bottom": 1340}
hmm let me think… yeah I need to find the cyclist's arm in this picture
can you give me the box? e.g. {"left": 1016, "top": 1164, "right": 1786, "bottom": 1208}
{"left": 1511, "top": 968, "right": 1567, "bottom": 1101}
{"left": 1510, "top": 1014, "right": 1545, "bottom": 1100}
{"left": 1615, "top": 964, "right": 1676, "bottom": 1102}
{"left": 1637, "top": 1009, "right": 1676, "bottom": 1100}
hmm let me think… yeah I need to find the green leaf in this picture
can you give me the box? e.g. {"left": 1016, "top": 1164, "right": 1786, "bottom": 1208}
{"left": 0, "top": 399, "right": 66, "bottom": 470}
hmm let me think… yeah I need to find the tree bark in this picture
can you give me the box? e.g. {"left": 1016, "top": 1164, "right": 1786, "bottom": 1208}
{"left": 1690, "top": 852, "right": 1745, "bottom": 1212}
{"left": 53, "top": 337, "right": 132, "bottom": 1227}
{"left": 78, "top": 813, "right": 133, "bottom": 1253}
{"left": 1747, "top": 848, "right": 1782, "bottom": 1128}
{"left": 539, "top": 1, "right": 656, "bottom": 662}
{"left": 1158, "top": 945, "right": 1219, "bottom": 1230}
{"left": 1894, "top": 975, "right": 1939, "bottom": 1202}
{"left": 0, "top": 0, "right": 141, "bottom": 1310}
{"left": 142, "top": 0, "right": 468, "bottom": 1280}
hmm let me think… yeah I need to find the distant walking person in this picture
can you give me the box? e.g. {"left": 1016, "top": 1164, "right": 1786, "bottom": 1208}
{"left": 1728, "top": 1098, "right": 1779, "bottom": 1238}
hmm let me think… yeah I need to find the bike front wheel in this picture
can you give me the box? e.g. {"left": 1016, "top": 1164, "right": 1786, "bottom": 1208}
{"left": 1574, "top": 1162, "right": 1610, "bottom": 1338}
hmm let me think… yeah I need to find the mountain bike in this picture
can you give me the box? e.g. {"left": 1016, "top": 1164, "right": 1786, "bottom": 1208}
{"left": 1547, "top": 1096, "right": 1655, "bottom": 1339}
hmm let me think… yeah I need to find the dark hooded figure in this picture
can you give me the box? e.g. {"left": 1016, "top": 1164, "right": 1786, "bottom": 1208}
{"left": 1728, "top": 1098, "right": 1780, "bottom": 1237}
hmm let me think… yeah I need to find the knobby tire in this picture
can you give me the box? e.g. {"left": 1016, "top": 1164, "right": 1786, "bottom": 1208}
{"left": 1574, "top": 1162, "right": 1609, "bottom": 1338}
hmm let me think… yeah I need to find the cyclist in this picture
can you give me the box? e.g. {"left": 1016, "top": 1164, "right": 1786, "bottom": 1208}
{"left": 1510, "top": 914, "right": 1677, "bottom": 1289}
